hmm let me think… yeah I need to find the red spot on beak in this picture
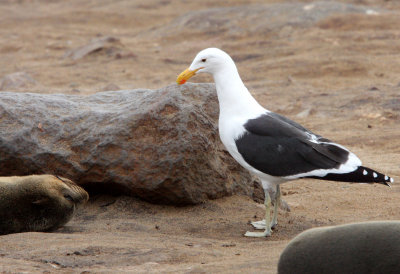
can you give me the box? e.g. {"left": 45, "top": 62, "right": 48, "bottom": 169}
{"left": 179, "top": 79, "right": 187, "bottom": 85}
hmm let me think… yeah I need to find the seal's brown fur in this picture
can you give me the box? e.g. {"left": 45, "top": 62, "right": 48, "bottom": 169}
{"left": 0, "top": 175, "right": 88, "bottom": 235}
{"left": 278, "top": 221, "right": 400, "bottom": 274}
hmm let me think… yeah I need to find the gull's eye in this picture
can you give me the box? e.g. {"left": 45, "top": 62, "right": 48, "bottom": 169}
{"left": 201, "top": 58, "right": 206, "bottom": 62}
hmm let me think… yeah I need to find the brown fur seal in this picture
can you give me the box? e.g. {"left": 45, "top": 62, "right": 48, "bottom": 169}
{"left": 0, "top": 175, "right": 88, "bottom": 235}
{"left": 278, "top": 221, "right": 400, "bottom": 274}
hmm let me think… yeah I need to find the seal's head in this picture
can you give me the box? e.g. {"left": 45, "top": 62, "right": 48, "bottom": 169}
{"left": 35, "top": 175, "right": 89, "bottom": 223}
{"left": 0, "top": 175, "right": 89, "bottom": 235}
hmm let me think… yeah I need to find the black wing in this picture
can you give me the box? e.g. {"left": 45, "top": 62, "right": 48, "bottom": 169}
{"left": 235, "top": 113, "right": 350, "bottom": 177}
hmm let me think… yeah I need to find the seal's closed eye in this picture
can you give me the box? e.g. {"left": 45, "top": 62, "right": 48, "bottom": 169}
{"left": 64, "top": 194, "right": 73, "bottom": 202}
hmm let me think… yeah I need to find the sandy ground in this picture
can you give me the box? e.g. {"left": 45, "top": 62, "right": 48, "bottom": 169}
{"left": 0, "top": 0, "right": 400, "bottom": 273}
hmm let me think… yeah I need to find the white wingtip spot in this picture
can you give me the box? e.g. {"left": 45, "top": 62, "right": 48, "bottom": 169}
{"left": 363, "top": 170, "right": 368, "bottom": 176}
{"left": 390, "top": 178, "right": 394, "bottom": 183}
{"left": 373, "top": 172, "right": 378, "bottom": 178}
{"left": 366, "top": 9, "right": 379, "bottom": 15}
{"left": 385, "top": 175, "right": 388, "bottom": 180}
{"left": 303, "top": 4, "right": 315, "bottom": 11}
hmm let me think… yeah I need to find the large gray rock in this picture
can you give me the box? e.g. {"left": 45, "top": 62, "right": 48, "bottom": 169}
{"left": 0, "top": 83, "right": 254, "bottom": 205}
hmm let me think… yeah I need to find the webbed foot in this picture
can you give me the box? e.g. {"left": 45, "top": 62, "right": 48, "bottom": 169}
{"left": 244, "top": 229, "right": 271, "bottom": 237}
{"left": 251, "top": 219, "right": 267, "bottom": 230}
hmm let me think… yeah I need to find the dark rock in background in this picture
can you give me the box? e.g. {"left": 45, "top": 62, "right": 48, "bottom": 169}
{"left": 64, "top": 36, "right": 136, "bottom": 61}
{"left": 0, "top": 72, "right": 38, "bottom": 91}
{"left": 0, "top": 83, "right": 255, "bottom": 205}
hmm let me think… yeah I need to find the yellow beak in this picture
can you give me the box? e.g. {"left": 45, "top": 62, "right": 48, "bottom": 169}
{"left": 176, "top": 67, "right": 203, "bottom": 85}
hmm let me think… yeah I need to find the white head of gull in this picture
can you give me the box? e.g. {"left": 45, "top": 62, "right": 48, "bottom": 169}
{"left": 177, "top": 48, "right": 393, "bottom": 237}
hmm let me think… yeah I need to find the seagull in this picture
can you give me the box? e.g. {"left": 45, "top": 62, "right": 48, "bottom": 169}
{"left": 176, "top": 48, "right": 393, "bottom": 237}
